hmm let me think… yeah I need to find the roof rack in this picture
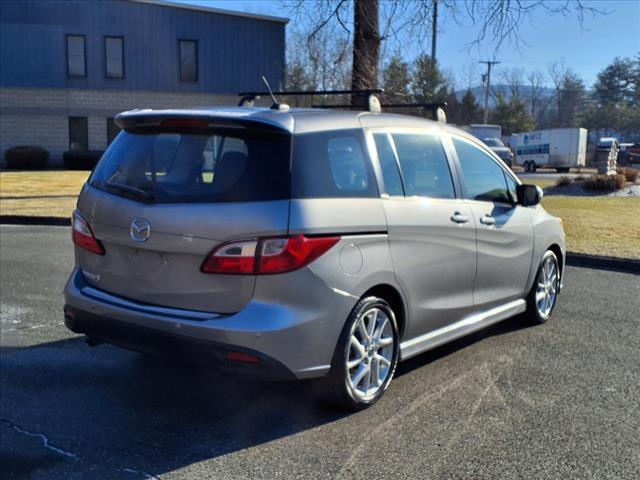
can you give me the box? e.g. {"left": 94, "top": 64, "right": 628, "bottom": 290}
{"left": 237, "top": 89, "right": 384, "bottom": 113}
{"left": 309, "top": 101, "right": 448, "bottom": 123}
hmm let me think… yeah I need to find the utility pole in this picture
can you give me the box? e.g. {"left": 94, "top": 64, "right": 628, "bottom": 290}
{"left": 479, "top": 60, "right": 500, "bottom": 123}
{"left": 431, "top": 0, "right": 438, "bottom": 62}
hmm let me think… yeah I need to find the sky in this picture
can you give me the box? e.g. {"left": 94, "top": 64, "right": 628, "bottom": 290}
{"left": 179, "top": 0, "right": 640, "bottom": 89}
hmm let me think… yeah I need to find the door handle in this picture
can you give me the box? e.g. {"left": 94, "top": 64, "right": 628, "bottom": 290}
{"left": 480, "top": 214, "right": 496, "bottom": 226}
{"left": 450, "top": 212, "right": 470, "bottom": 224}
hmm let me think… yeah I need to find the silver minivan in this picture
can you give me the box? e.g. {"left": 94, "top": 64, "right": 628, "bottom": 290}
{"left": 64, "top": 103, "right": 565, "bottom": 410}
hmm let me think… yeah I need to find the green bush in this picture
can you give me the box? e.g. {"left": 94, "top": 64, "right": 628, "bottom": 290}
{"left": 583, "top": 174, "right": 627, "bottom": 192}
{"left": 4, "top": 145, "right": 49, "bottom": 169}
{"left": 63, "top": 150, "right": 104, "bottom": 170}
{"left": 616, "top": 167, "right": 639, "bottom": 183}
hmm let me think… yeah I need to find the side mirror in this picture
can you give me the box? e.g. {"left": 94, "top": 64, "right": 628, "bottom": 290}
{"left": 516, "top": 184, "right": 543, "bottom": 206}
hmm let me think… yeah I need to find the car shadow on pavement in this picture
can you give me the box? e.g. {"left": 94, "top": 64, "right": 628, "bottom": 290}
{"left": 395, "top": 313, "right": 535, "bottom": 377}
{"left": 0, "top": 314, "right": 533, "bottom": 478}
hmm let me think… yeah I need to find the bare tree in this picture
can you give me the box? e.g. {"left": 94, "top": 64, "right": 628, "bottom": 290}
{"left": 527, "top": 69, "right": 547, "bottom": 119}
{"left": 283, "top": 0, "right": 604, "bottom": 106}
{"left": 498, "top": 67, "right": 526, "bottom": 101}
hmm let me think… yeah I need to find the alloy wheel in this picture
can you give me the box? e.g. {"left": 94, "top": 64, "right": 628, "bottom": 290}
{"left": 536, "top": 256, "right": 559, "bottom": 319}
{"left": 346, "top": 307, "right": 395, "bottom": 401}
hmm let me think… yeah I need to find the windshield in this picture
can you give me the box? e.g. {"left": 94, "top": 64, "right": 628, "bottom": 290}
{"left": 89, "top": 129, "right": 291, "bottom": 203}
{"left": 483, "top": 138, "right": 505, "bottom": 147}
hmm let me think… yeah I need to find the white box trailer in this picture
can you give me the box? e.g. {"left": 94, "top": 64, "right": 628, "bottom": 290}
{"left": 510, "top": 128, "right": 588, "bottom": 172}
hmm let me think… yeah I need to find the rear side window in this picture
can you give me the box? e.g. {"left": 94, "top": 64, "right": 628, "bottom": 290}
{"left": 391, "top": 133, "right": 455, "bottom": 199}
{"left": 453, "top": 137, "right": 511, "bottom": 203}
{"left": 89, "top": 130, "right": 290, "bottom": 203}
{"left": 292, "top": 129, "right": 378, "bottom": 198}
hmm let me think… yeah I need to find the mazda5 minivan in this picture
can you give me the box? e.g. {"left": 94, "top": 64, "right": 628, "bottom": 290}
{"left": 64, "top": 105, "right": 565, "bottom": 410}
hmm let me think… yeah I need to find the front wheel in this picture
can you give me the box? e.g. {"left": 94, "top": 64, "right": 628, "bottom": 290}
{"left": 316, "top": 296, "right": 400, "bottom": 410}
{"left": 525, "top": 250, "right": 560, "bottom": 324}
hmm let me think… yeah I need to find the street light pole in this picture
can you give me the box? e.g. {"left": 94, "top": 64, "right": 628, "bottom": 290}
{"left": 479, "top": 60, "right": 500, "bottom": 123}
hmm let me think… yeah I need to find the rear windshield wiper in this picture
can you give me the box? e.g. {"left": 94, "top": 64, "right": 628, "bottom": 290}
{"left": 105, "top": 181, "right": 154, "bottom": 202}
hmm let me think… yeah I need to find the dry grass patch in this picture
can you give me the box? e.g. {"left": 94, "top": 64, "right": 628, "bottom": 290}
{"left": 1, "top": 170, "right": 90, "bottom": 197}
{"left": 0, "top": 170, "right": 90, "bottom": 217}
{"left": 542, "top": 196, "right": 640, "bottom": 259}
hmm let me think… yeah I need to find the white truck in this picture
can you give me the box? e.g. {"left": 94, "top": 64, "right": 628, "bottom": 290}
{"left": 461, "top": 124, "right": 514, "bottom": 166}
{"left": 510, "top": 128, "right": 588, "bottom": 172}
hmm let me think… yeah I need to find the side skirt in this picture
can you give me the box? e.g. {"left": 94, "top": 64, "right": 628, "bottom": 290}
{"left": 399, "top": 299, "right": 526, "bottom": 361}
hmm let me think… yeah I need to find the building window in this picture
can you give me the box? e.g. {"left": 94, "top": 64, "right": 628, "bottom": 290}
{"left": 179, "top": 39, "right": 198, "bottom": 81}
{"left": 106, "top": 117, "right": 120, "bottom": 144}
{"left": 105, "top": 36, "right": 124, "bottom": 79}
{"left": 66, "top": 35, "right": 86, "bottom": 77}
{"left": 69, "top": 117, "right": 88, "bottom": 150}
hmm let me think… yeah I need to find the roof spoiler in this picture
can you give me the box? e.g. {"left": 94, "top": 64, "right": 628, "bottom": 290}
{"left": 237, "top": 89, "right": 384, "bottom": 113}
{"left": 114, "top": 110, "right": 290, "bottom": 132}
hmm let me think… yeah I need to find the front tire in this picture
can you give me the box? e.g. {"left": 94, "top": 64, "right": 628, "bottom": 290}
{"left": 316, "top": 296, "right": 400, "bottom": 410}
{"left": 525, "top": 250, "right": 560, "bottom": 324}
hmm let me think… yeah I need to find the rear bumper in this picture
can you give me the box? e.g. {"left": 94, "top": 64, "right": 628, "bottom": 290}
{"left": 64, "top": 305, "right": 296, "bottom": 381}
{"left": 64, "top": 268, "right": 355, "bottom": 380}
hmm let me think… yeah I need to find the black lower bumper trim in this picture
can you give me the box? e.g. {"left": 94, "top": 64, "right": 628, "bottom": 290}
{"left": 63, "top": 305, "right": 297, "bottom": 381}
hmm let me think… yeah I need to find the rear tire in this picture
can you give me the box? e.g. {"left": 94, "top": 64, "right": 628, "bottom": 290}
{"left": 316, "top": 296, "right": 400, "bottom": 411}
{"left": 524, "top": 250, "right": 560, "bottom": 324}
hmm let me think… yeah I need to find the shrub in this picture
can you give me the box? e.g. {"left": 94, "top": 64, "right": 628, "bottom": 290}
{"left": 63, "top": 150, "right": 104, "bottom": 170}
{"left": 616, "top": 167, "right": 639, "bottom": 183}
{"left": 4, "top": 145, "right": 49, "bottom": 169}
{"left": 555, "top": 176, "right": 572, "bottom": 187}
{"left": 583, "top": 174, "right": 627, "bottom": 192}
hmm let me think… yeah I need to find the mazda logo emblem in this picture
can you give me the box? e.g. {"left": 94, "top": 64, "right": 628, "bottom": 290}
{"left": 130, "top": 218, "right": 151, "bottom": 242}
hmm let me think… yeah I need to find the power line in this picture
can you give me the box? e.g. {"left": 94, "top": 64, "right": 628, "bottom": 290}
{"left": 479, "top": 60, "right": 500, "bottom": 123}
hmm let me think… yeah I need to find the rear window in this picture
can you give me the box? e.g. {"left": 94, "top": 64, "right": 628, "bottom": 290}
{"left": 291, "top": 129, "right": 378, "bottom": 198}
{"left": 89, "top": 129, "right": 291, "bottom": 203}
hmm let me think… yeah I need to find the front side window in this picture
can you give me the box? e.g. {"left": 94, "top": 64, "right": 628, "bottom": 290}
{"left": 66, "top": 35, "right": 86, "bottom": 77}
{"left": 105, "top": 36, "right": 124, "bottom": 78}
{"left": 179, "top": 39, "right": 198, "bottom": 81}
{"left": 391, "top": 133, "right": 455, "bottom": 199}
{"left": 292, "top": 129, "right": 378, "bottom": 198}
{"left": 453, "top": 137, "right": 511, "bottom": 203}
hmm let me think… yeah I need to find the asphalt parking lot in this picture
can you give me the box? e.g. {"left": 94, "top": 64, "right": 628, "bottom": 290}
{"left": 1, "top": 225, "right": 639, "bottom": 479}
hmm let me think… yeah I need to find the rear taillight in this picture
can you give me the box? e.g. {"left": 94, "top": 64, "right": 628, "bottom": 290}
{"left": 71, "top": 210, "right": 105, "bottom": 255}
{"left": 258, "top": 235, "right": 340, "bottom": 274}
{"left": 201, "top": 235, "right": 340, "bottom": 275}
{"left": 200, "top": 239, "right": 257, "bottom": 274}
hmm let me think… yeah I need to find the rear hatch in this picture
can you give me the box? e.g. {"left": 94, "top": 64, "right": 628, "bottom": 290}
{"left": 76, "top": 115, "right": 291, "bottom": 313}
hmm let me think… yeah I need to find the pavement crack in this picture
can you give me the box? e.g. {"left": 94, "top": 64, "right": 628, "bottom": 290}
{"left": 1, "top": 418, "right": 78, "bottom": 459}
{"left": 0, "top": 418, "right": 161, "bottom": 479}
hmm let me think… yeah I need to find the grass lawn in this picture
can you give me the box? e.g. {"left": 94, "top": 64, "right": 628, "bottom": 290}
{"left": 0, "top": 170, "right": 90, "bottom": 217}
{"left": 1, "top": 170, "right": 638, "bottom": 259}
{"left": 542, "top": 196, "right": 640, "bottom": 259}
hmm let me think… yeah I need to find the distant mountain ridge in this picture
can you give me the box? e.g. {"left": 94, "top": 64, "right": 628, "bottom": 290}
{"left": 456, "top": 84, "right": 556, "bottom": 107}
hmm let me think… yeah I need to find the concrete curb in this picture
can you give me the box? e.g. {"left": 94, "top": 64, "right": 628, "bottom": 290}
{"left": 1, "top": 215, "right": 70, "bottom": 226}
{"left": 566, "top": 252, "right": 640, "bottom": 275}
{"left": 2, "top": 215, "right": 638, "bottom": 274}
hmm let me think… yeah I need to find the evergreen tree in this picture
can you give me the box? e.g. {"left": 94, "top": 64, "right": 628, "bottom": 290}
{"left": 411, "top": 54, "right": 447, "bottom": 104}
{"left": 460, "top": 89, "right": 483, "bottom": 125}
{"left": 489, "top": 93, "right": 534, "bottom": 135}
{"left": 557, "top": 70, "right": 585, "bottom": 127}
{"left": 382, "top": 54, "right": 411, "bottom": 106}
